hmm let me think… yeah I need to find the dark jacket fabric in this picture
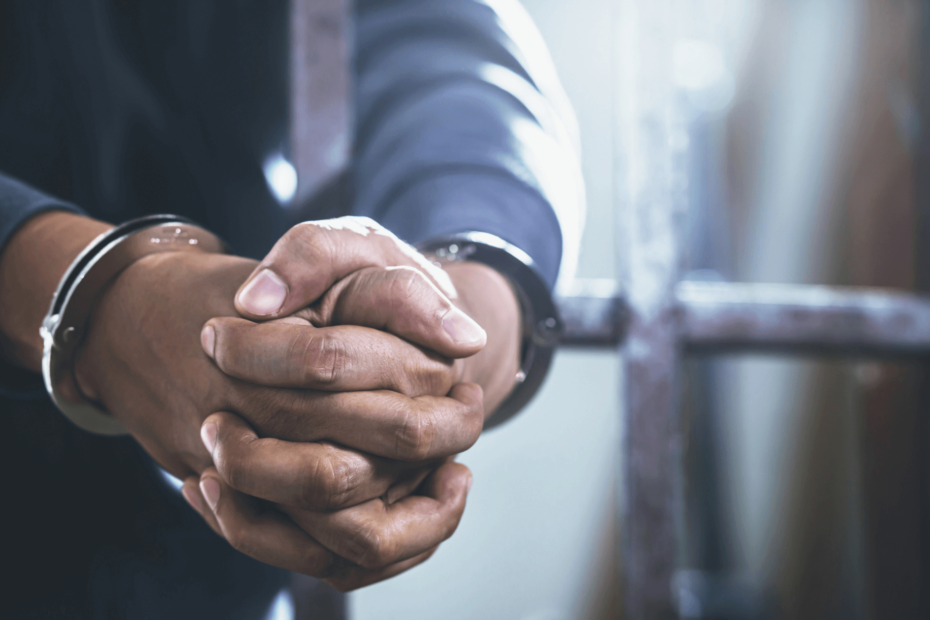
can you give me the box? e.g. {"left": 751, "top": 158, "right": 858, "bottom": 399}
{"left": 0, "top": 1, "right": 581, "bottom": 618}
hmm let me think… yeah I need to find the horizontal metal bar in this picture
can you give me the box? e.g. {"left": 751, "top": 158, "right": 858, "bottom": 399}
{"left": 555, "top": 279, "right": 626, "bottom": 347}
{"left": 679, "top": 281, "right": 930, "bottom": 357}
{"left": 556, "top": 280, "right": 930, "bottom": 357}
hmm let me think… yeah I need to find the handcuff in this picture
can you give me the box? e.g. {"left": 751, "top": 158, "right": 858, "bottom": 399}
{"left": 42, "top": 219, "right": 558, "bottom": 434}
{"left": 418, "top": 232, "right": 562, "bottom": 428}
{"left": 40, "top": 215, "right": 226, "bottom": 435}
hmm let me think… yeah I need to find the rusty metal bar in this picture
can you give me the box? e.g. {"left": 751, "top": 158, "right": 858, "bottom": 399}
{"left": 680, "top": 281, "right": 930, "bottom": 357}
{"left": 556, "top": 279, "right": 625, "bottom": 347}
{"left": 594, "top": 3, "right": 930, "bottom": 618}
{"left": 614, "top": 0, "right": 688, "bottom": 616}
{"left": 556, "top": 281, "right": 930, "bottom": 358}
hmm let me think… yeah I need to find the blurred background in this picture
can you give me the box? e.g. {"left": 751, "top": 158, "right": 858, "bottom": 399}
{"left": 353, "top": 0, "right": 930, "bottom": 618}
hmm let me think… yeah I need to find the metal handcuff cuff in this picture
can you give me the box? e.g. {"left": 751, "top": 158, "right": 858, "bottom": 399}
{"left": 42, "top": 221, "right": 557, "bottom": 434}
{"left": 40, "top": 215, "right": 226, "bottom": 435}
{"left": 418, "top": 232, "right": 562, "bottom": 428}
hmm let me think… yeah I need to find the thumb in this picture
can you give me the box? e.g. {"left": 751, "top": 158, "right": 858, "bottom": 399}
{"left": 235, "top": 217, "right": 451, "bottom": 319}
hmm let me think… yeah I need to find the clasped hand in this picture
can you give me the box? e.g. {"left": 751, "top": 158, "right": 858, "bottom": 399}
{"left": 73, "top": 217, "right": 521, "bottom": 590}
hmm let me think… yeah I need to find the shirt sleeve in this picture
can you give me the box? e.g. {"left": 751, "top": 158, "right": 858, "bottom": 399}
{"left": 352, "top": 0, "right": 585, "bottom": 289}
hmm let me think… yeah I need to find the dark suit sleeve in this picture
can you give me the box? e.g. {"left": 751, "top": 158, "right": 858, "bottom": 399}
{"left": 352, "top": 0, "right": 585, "bottom": 289}
{"left": 0, "top": 172, "right": 84, "bottom": 257}
{"left": 0, "top": 173, "right": 84, "bottom": 397}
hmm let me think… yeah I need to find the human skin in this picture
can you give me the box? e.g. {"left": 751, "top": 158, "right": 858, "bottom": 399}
{"left": 0, "top": 211, "right": 521, "bottom": 589}
{"left": 181, "top": 218, "right": 523, "bottom": 589}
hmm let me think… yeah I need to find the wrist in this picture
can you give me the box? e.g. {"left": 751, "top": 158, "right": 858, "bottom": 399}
{"left": 0, "top": 211, "right": 112, "bottom": 372}
{"left": 444, "top": 261, "right": 521, "bottom": 417}
{"left": 74, "top": 250, "right": 255, "bottom": 408}
{"left": 36, "top": 216, "right": 230, "bottom": 435}
{"left": 419, "top": 233, "right": 561, "bottom": 427}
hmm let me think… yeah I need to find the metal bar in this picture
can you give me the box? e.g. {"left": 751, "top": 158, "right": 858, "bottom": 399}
{"left": 915, "top": 3, "right": 930, "bottom": 611}
{"left": 680, "top": 281, "right": 930, "bottom": 357}
{"left": 615, "top": 0, "right": 687, "bottom": 616}
{"left": 556, "top": 279, "right": 625, "bottom": 347}
{"left": 557, "top": 281, "right": 930, "bottom": 357}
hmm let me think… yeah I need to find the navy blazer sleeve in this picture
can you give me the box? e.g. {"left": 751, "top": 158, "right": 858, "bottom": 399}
{"left": 0, "top": 174, "right": 83, "bottom": 264}
{"left": 352, "top": 0, "right": 585, "bottom": 289}
{"left": 0, "top": 0, "right": 583, "bottom": 290}
{"left": 0, "top": 175, "right": 83, "bottom": 397}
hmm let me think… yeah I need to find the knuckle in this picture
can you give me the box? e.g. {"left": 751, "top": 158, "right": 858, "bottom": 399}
{"left": 386, "top": 369, "right": 414, "bottom": 397}
{"left": 382, "top": 267, "right": 437, "bottom": 325}
{"left": 387, "top": 266, "right": 428, "bottom": 299}
{"left": 280, "top": 226, "right": 308, "bottom": 259}
{"left": 284, "top": 222, "right": 331, "bottom": 263}
{"left": 296, "top": 333, "right": 346, "bottom": 387}
{"left": 394, "top": 407, "right": 435, "bottom": 461}
{"left": 418, "top": 362, "right": 454, "bottom": 397}
{"left": 343, "top": 520, "right": 393, "bottom": 570}
{"left": 300, "top": 451, "right": 353, "bottom": 511}
{"left": 395, "top": 360, "right": 452, "bottom": 398}
{"left": 286, "top": 222, "right": 317, "bottom": 246}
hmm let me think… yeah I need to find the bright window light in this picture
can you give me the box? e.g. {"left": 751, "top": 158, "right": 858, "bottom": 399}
{"left": 673, "top": 39, "right": 735, "bottom": 114}
{"left": 263, "top": 153, "right": 298, "bottom": 204}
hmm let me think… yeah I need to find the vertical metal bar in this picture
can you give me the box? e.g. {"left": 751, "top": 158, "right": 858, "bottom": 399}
{"left": 290, "top": 0, "right": 352, "bottom": 203}
{"left": 913, "top": 2, "right": 930, "bottom": 613}
{"left": 615, "top": 1, "right": 688, "bottom": 618}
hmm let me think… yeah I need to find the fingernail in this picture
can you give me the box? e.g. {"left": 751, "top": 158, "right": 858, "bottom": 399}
{"left": 201, "top": 325, "right": 216, "bottom": 359}
{"left": 182, "top": 486, "right": 202, "bottom": 512}
{"left": 442, "top": 307, "right": 486, "bottom": 347}
{"left": 200, "top": 478, "right": 220, "bottom": 511}
{"left": 237, "top": 269, "right": 287, "bottom": 316}
{"left": 466, "top": 474, "right": 473, "bottom": 494}
{"left": 201, "top": 423, "right": 217, "bottom": 455}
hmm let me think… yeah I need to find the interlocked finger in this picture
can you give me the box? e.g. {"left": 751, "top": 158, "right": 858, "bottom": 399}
{"left": 298, "top": 265, "right": 486, "bottom": 359}
{"left": 286, "top": 461, "right": 472, "bottom": 570}
{"left": 240, "top": 383, "right": 485, "bottom": 461}
{"left": 204, "top": 318, "right": 456, "bottom": 397}
{"left": 189, "top": 468, "right": 335, "bottom": 577}
{"left": 185, "top": 468, "right": 452, "bottom": 588}
{"left": 202, "top": 411, "right": 436, "bottom": 511}
{"left": 235, "top": 217, "right": 454, "bottom": 320}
